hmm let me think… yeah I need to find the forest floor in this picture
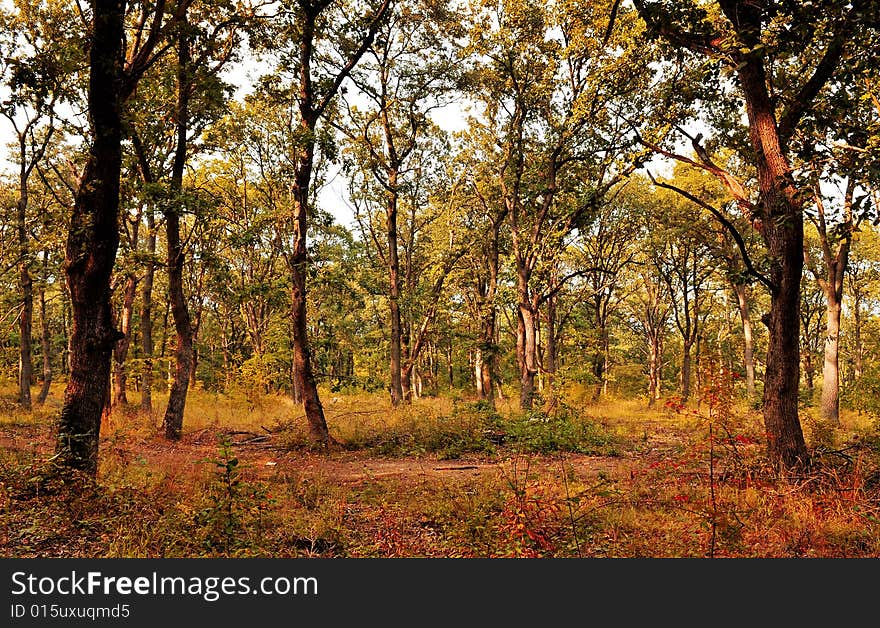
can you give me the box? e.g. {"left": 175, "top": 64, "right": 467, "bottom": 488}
{"left": 2, "top": 383, "right": 880, "bottom": 558}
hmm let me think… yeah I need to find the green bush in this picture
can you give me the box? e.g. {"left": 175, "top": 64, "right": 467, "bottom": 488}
{"left": 501, "top": 403, "right": 616, "bottom": 455}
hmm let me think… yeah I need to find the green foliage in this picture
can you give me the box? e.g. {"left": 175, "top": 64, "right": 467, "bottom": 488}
{"left": 195, "top": 436, "right": 273, "bottom": 554}
{"left": 349, "top": 401, "right": 502, "bottom": 459}
{"left": 502, "top": 403, "right": 617, "bottom": 455}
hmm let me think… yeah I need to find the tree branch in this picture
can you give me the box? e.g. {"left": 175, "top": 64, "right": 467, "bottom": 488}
{"left": 645, "top": 169, "right": 776, "bottom": 293}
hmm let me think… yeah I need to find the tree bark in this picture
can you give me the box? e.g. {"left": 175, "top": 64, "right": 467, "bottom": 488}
{"left": 288, "top": 113, "right": 330, "bottom": 442}
{"left": 545, "top": 291, "right": 559, "bottom": 404}
{"left": 517, "top": 290, "right": 539, "bottom": 410}
{"left": 55, "top": 0, "right": 126, "bottom": 474}
{"left": 681, "top": 341, "right": 693, "bottom": 401}
{"left": 737, "top": 55, "right": 809, "bottom": 469}
{"left": 140, "top": 208, "right": 156, "bottom": 413}
{"left": 113, "top": 273, "right": 138, "bottom": 406}
{"left": 17, "top": 173, "right": 33, "bottom": 409}
{"left": 288, "top": 197, "right": 330, "bottom": 442}
{"left": 162, "top": 20, "right": 194, "bottom": 440}
{"left": 386, "top": 181, "right": 404, "bottom": 406}
{"left": 852, "top": 291, "right": 863, "bottom": 382}
{"left": 810, "top": 179, "right": 853, "bottom": 426}
{"left": 803, "top": 351, "right": 814, "bottom": 391}
{"left": 591, "top": 297, "right": 610, "bottom": 402}
{"left": 820, "top": 297, "right": 842, "bottom": 425}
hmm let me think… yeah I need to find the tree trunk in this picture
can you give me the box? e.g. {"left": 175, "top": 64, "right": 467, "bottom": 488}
{"left": 812, "top": 179, "right": 852, "bottom": 426}
{"left": 545, "top": 293, "right": 558, "bottom": 405}
{"left": 387, "top": 183, "right": 404, "bottom": 406}
{"left": 163, "top": 22, "right": 194, "bottom": 441}
{"left": 289, "top": 240, "right": 329, "bottom": 441}
{"left": 17, "top": 185, "right": 33, "bottom": 410}
{"left": 55, "top": 0, "right": 126, "bottom": 474}
{"left": 820, "top": 297, "right": 841, "bottom": 425}
{"left": 681, "top": 341, "right": 692, "bottom": 401}
{"left": 517, "top": 298, "right": 539, "bottom": 410}
{"left": 648, "top": 332, "right": 662, "bottom": 406}
{"left": 853, "top": 292, "right": 862, "bottom": 382}
{"left": 737, "top": 53, "right": 809, "bottom": 469}
{"left": 592, "top": 315, "right": 608, "bottom": 401}
{"left": 474, "top": 348, "right": 484, "bottom": 397}
{"left": 61, "top": 286, "right": 70, "bottom": 376}
{"left": 288, "top": 132, "right": 331, "bottom": 443}
{"left": 36, "top": 257, "right": 52, "bottom": 405}
{"left": 446, "top": 340, "right": 454, "bottom": 388}
{"left": 113, "top": 273, "right": 138, "bottom": 405}
{"left": 733, "top": 282, "right": 756, "bottom": 400}
{"left": 140, "top": 208, "right": 156, "bottom": 413}
{"left": 804, "top": 353, "right": 814, "bottom": 391}
{"left": 476, "top": 219, "right": 502, "bottom": 407}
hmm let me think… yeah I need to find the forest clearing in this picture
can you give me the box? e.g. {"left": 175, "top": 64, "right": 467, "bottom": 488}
{"left": 3, "top": 381, "right": 880, "bottom": 558}
{"left": 1, "top": 0, "right": 880, "bottom": 561}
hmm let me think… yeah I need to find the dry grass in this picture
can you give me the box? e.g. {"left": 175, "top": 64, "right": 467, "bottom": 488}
{"left": 2, "top": 379, "right": 880, "bottom": 558}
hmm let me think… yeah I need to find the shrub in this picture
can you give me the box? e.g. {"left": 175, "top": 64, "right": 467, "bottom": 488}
{"left": 502, "top": 403, "right": 616, "bottom": 455}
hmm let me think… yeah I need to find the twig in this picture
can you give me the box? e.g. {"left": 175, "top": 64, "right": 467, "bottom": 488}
{"left": 433, "top": 465, "right": 480, "bottom": 471}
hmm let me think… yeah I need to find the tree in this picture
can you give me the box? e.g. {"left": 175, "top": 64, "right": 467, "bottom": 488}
{"left": 0, "top": 0, "right": 80, "bottom": 409}
{"left": 572, "top": 186, "right": 642, "bottom": 400}
{"left": 465, "top": 0, "right": 649, "bottom": 409}
{"left": 161, "top": 3, "right": 243, "bottom": 439}
{"left": 254, "top": 0, "right": 391, "bottom": 443}
{"left": 625, "top": 256, "right": 670, "bottom": 405}
{"left": 633, "top": 0, "right": 880, "bottom": 469}
{"left": 339, "top": 0, "right": 459, "bottom": 406}
{"left": 56, "top": 0, "right": 189, "bottom": 474}
{"left": 804, "top": 179, "right": 858, "bottom": 425}
{"left": 123, "top": 0, "right": 244, "bottom": 436}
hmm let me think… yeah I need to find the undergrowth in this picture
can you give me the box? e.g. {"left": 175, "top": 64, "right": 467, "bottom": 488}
{"left": 3, "top": 384, "right": 880, "bottom": 558}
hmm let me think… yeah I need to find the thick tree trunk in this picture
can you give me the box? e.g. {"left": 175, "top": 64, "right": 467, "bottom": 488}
{"left": 762, "top": 219, "right": 808, "bottom": 469}
{"left": 681, "top": 348, "right": 691, "bottom": 401}
{"left": 163, "top": 23, "right": 194, "bottom": 441}
{"left": 733, "top": 283, "right": 757, "bottom": 400}
{"left": 737, "top": 54, "right": 809, "bottom": 469}
{"left": 61, "top": 287, "right": 70, "bottom": 376}
{"left": 681, "top": 341, "right": 693, "bottom": 401}
{"left": 55, "top": 0, "right": 126, "bottom": 474}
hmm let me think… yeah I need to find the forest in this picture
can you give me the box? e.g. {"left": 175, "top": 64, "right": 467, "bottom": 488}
{"left": 1, "top": 0, "right": 880, "bottom": 558}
